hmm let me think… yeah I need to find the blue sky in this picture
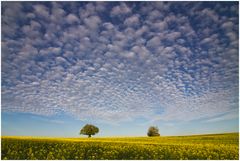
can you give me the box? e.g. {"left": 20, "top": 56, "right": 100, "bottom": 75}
{"left": 1, "top": 2, "right": 239, "bottom": 137}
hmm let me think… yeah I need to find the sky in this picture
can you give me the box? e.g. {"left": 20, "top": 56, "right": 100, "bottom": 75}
{"left": 1, "top": 2, "right": 239, "bottom": 137}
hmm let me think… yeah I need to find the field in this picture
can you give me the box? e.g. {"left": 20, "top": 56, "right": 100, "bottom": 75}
{"left": 1, "top": 133, "right": 239, "bottom": 160}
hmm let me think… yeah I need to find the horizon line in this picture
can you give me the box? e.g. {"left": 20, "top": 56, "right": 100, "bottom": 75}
{"left": 1, "top": 131, "right": 239, "bottom": 138}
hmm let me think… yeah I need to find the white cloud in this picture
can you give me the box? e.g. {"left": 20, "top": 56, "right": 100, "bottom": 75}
{"left": 200, "top": 37, "right": 212, "bottom": 44}
{"left": 30, "top": 20, "right": 41, "bottom": 30}
{"left": 131, "top": 45, "right": 149, "bottom": 60}
{"left": 55, "top": 56, "right": 69, "bottom": 66}
{"left": 201, "top": 8, "right": 219, "bottom": 22}
{"left": 148, "top": 9, "right": 163, "bottom": 20}
{"left": 226, "top": 31, "right": 237, "bottom": 41}
{"left": 146, "top": 36, "right": 161, "bottom": 49}
{"left": 1, "top": 2, "right": 238, "bottom": 125}
{"left": 111, "top": 2, "right": 131, "bottom": 16}
{"left": 84, "top": 15, "right": 101, "bottom": 29}
{"left": 33, "top": 4, "right": 50, "bottom": 19}
{"left": 95, "top": 2, "right": 107, "bottom": 12}
{"left": 103, "top": 22, "right": 114, "bottom": 30}
{"left": 66, "top": 14, "right": 79, "bottom": 24}
{"left": 221, "top": 21, "right": 234, "bottom": 30}
{"left": 162, "top": 46, "right": 174, "bottom": 55}
{"left": 124, "top": 15, "right": 140, "bottom": 27}
{"left": 39, "top": 47, "right": 61, "bottom": 57}
{"left": 165, "top": 32, "right": 181, "bottom": 42}
{"left": 51, "top": 6, "right": 66, "bottom": 24}
{"left": 135, "top": 25, "right": 148, "bottom": 37}
{"left": 205, "top": 110, "right": 238, "bottom": 122}
{"left": 152, "top": 21, "right": 168, "bottom": 31}
{"left": 27, "top": 13, "right": 36, "bottom": 19}
{"left": 121, "top": 51, "right": 135, "bottom": 59}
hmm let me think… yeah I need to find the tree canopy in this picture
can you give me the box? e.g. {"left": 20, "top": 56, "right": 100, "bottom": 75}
{"left": 147, "top": 126, "right": 160, "bottom": 137}
{"left": 80, "top": 124, "right": 99, "bottom": 137}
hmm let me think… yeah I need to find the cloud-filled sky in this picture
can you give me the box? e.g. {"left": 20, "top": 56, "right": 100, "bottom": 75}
{"left": 1, "top": 2, "right": 239, "bottom": 136}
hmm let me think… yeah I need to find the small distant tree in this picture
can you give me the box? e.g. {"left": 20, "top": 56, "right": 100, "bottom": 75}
{"left": 80, "top": 124, "right": 99, "bottom": 138}
{"left": 147, "top": 126, "right": 160, "bottom": 137}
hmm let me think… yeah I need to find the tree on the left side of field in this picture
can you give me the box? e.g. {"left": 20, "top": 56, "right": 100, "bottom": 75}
{"left": 80, "top": 124, "right": 99, "bottom": 137}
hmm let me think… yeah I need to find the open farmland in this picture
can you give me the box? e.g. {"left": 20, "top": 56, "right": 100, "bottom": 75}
{"left": 1, "top": 133, "right": 239, "bottom": 160}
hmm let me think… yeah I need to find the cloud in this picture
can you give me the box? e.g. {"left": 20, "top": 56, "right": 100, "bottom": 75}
{"left": 148, "top": 9, "right": 163, "bottom": 20}
{"left": 165, "top": 32, "right": 181, "bottom": 42}
{"left": 1, "top": 2, "right": 238, "bottom": 125}
{"left": 146, "top": 36, "right": 161, "bottom": 49}
{"left": 205, "top": 110, "right": 238, "bottom": 123}
{"left": 200, "top": 37, "right": 212, "bottom": 44}
{"left": 66, "top": 14, "right": 79, "bottom": 24}
{"left": 103, "top": 22, "right": 114, "bottom": 30}
{"left": 221, "top": 21, "right": 234, "bottom": 30}
{"left": 121, "top": 51, "right": 135, "bottom": 59}
{"left": 124, "top": 15, "right": 140, "bottom": 27}
{"left": 226, "top": 31, "right": 237, "bottom": 41}
{"left": 33, "top": 4, "right": 50, "bottom": 19}
{"left": 152, "top": 21, "right": 168, "bottom": 31}
{"left": 131, "top": 45, "right": 149, "bottom": 60}
{"left": 161, "top": 46, "right": 175, "bottom": 55}
{"left": 31, "top": 115, "right": 65, "bottom": 124}
{"left": 200, "top": 8, "right": 219, "bottom": 22}
{"left": 39, "top": 47, "right": 61, "bottom": 56}
{"left": 111, "top": 2, "right": 131, "bottom": 16}
{"left": 83, "top": 15, "right": 101, "bottom": 29}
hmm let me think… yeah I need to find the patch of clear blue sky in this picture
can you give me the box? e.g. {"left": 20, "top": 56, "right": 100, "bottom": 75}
{"left": 2, "top": 112, "right": 238, "bottom": 137}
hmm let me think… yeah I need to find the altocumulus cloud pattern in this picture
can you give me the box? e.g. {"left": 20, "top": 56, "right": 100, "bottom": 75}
{"left": 2, "top": 2, "right": 239, "bottom": 123}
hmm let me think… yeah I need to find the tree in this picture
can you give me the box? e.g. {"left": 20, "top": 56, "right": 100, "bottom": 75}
{"left": 147, "top": 126, "right": 160, "bottom": 137}
{"left": 80, "top": 124, "right": 99, "bottom": 138}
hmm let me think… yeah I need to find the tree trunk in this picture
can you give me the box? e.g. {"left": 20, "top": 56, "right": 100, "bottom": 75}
{"left": 88, "top": 135, "right": 91, "bottom": 138}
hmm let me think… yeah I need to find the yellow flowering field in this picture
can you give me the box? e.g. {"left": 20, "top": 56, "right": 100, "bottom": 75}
{"left": 1, "top": 133, "right": 238, "bottom": 160}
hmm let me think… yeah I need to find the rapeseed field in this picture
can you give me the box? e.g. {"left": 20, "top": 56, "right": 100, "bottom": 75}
{"left": 1, "top": 133, "right": 239, "bottom": 160}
